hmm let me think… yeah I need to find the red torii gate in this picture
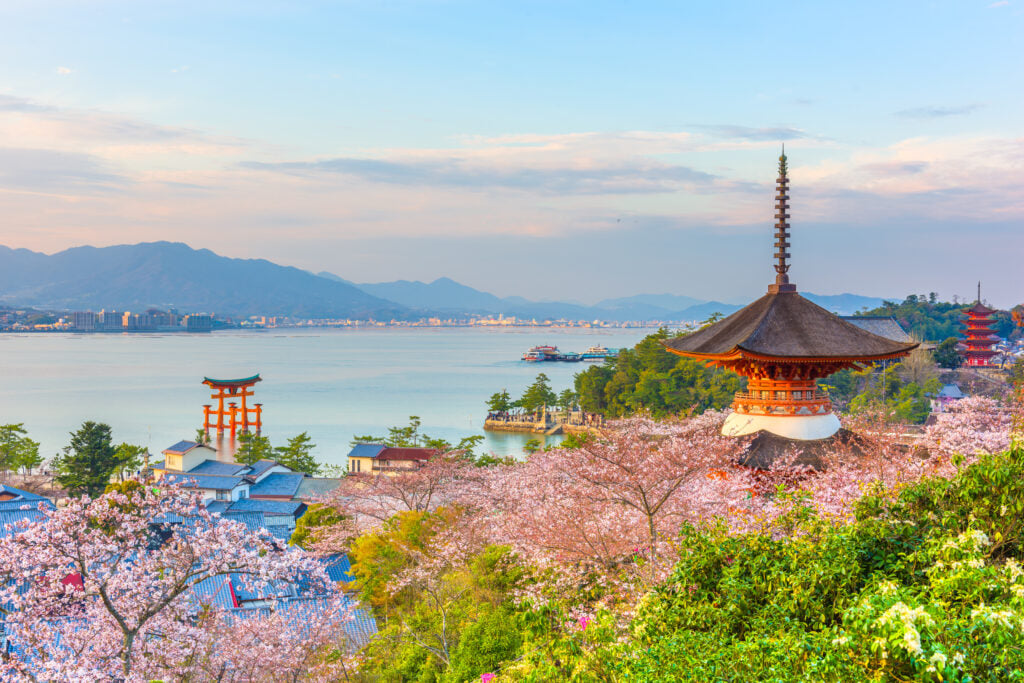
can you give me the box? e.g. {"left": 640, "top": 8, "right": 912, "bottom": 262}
{"left": 202, "top": 375, "right": 263, "bottom": 440}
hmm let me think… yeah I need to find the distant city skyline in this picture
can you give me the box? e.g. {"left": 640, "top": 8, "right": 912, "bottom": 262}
{"left": 0, "top": 1, "right": 1021, "bottom": 307}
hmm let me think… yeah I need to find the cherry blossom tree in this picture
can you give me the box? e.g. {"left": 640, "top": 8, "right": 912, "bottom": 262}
{"left": 314, "top": 454, "right": 479, "bottom": 551}
{"left": 923, "top": 395, "right": 1014, "bottom": 459}
{"left": 0, "top": 484, "right": 349, "bottom": 681}
{"left": 467, "top": 413, "right": 747, "bottom": 585}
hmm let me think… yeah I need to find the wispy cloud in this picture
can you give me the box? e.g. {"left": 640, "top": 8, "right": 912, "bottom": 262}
{"left": 690, "top": 125, "right": 810, "bottom": 141}
{"left": 242, "top": 156, "right": 720, "bottom": 196}
{"left": 0, "top": 148, "right": 122, "bottom": 192}
{"left": 895, "top": 104, "right": 983, "bottom": 119}
{"left": 988, "top": 1, "right": 1009, "bottom": 8}
{"left": 55, "top": 66, "right": 74, "bottom": 75}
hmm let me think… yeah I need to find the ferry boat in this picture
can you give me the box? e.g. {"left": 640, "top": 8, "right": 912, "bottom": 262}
{"left": 580, "top": 345, "right": 614, "bottom": 361}
{"left": 557, "top": 351, "right": 582, "bottom": 362}
{"left": 522, "top": 345, "right": 560, "bottom": 362}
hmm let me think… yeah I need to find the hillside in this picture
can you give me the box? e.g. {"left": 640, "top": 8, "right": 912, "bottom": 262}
{"left": 0, "top": 242, "right": 406, "bottom": 319}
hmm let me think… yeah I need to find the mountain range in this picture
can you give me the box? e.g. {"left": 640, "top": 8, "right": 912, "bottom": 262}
{"left": 0, "top": 242, "right": 888, "bottom": 320}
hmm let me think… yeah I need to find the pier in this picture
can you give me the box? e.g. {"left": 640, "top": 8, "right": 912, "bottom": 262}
{"left": 483, "top": 407, "right": 605, "bottom": 436}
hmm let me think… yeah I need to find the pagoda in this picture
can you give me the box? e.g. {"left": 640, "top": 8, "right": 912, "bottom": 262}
{"left": 961, "top": 284, "right": 998, "bottom": 367}
{"left": 663, "top": 150, "right": 918, "bottom": 441}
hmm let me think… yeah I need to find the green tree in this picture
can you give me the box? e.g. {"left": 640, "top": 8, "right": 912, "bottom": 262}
{"left": 486, "top": 389, "right": 513, "bottom": 414}
{"left": 933, "top": 336, "right": 963, "bottom": 369}
{"left": 112, "top": 443, "right": 147, "bottom": 481}
{"left": 194, "top": 428, "right": 210, "bottom": 445}
{"left": 52, "top": 421, "right": 118, "bottom": 497}
{"left": 234, "top": 432, "right": 273, "bottom": 466}
{"left": 0, "top": 424, "right": 42, "bottom": 476}
{"left": 557, "top": 388, "right": 577, "bottom": 412}
{"left": 273, "top": 432, "right": 321, "bottom": 475}
{"left": 517, "top": 373, "right": 557, "bottom": 412}
{"left": 522, "top": 438, "right": 542, "bottom": 455}
{"left": 289, "top": 503, "right": 345, "bottom": 549}
{"left": 14, "top": 438, "right": 42, "bottom": 475}
{"left": 572, "top": 329, "right": 744, "bottom": 418}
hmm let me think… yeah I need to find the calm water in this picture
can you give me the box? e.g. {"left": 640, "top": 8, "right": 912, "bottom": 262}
{"left": 0, "top": 327, "right": 649, "bottom": 468}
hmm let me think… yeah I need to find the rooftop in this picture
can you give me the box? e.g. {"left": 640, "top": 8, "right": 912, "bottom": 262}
{"left": 226, "top": 498, "right": 306, "bottom": 517}
{"left": 295, "top": 477, "right": 343, "bottom": 500}
{"left": 839, "top": 316, "right": 915, "bottom": 344}
{"left": 188, "top": 460, "right": 249, "bottom": 476}
{"left": 376, "top": 447, "right": 438, "bottom": 462}
{"left": 162, "top": 473, "right": 248, "bottom": 491}
{"left": 665, "top": 292, "right": 919, "bottom": 361}
{"left": 249, "top": 472, "right": 306, "bottom": 498}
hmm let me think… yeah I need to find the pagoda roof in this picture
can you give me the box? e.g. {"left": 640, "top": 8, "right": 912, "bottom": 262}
{"left": 203, "top": 374, "right": 262, "bottom": 388}
{"left": 965, "top": 302, "right": 996, "bottom": 316}
{"left": 664, "top": 291, "right": 918, "bottom": 361}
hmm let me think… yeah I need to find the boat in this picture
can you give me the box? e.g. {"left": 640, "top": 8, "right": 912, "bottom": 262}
{"left": 522, "top": 345, "right": 560, "bottom": 362}
{"left": 557, "top": 352, "right": 582, "bottom": 362}
{"left": 580, "top": 345, "right": 614, "bottom": 361}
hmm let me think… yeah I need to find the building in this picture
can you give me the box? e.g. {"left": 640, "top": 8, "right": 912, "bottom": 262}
{"left": 961, "top": 286, "right": 999, "bottom": 367}
{"left": 71, "top": 311, "right": 97, "bottom": 331}
{"left": 184, "top": 314, "right": 214, "bottom": 332}
{"left": 346, "top": 444, "right": 438, "bottom": 474}
{"left": 839, "top": 316, "right": 914, "bottom": 344}
{"left": 151, "top": 440, "right": 295, "bottom": 502}
{"left": 663, "top": 150, "right": 918, "bottom": 442}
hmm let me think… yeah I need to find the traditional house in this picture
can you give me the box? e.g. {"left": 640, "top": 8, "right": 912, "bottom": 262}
{"left": 345, "top": 444, "right": 438, "bottom": 474}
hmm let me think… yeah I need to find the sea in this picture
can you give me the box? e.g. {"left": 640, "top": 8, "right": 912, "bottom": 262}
{"left": 0, "top": 327, "right": 652, "bottom": 469}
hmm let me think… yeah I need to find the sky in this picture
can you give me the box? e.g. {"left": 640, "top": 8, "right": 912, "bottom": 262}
{"left": 0, "top": 0, "right": 1021, "bottom": 307}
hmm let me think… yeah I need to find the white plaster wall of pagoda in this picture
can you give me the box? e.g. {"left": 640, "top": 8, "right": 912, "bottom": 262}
{"left": 722, "top": 412, "right": 841, "bottom": 441}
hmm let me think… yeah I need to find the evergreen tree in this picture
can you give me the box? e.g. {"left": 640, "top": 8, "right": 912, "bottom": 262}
{"left": 486, "top": 390, "right": 512, "bottom": 414}
{"left": 0, "top": 424, "right": 41, "bottom": 476}
{"left": 517, "top": 374, "right": 557, "bottom": 412}
{"left": 53, "top": 421, "right": 118, "bottom": 497}
{"left": 933, "top": 337, "right": 964, "bottom": 369}
{"left": 234, "top": 432, "right": 273, "bottom": 466}
{"left": 273, "top": 432, "right": 321, "bottom": 475}
{"left": 112, "top": 443, "right": 148, "bottom": 481}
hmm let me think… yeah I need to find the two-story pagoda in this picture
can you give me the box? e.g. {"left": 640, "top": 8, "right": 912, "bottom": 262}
{"left": 961, "top": 284, "right": 998, "bottom": 367}
{"left": 663, "top": 150, "right": 918, "bottom": 441}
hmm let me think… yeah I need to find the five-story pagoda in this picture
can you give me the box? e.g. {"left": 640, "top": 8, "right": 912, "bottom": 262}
{"left": 664, "top": 150, "right": 918, "bottom": 441}
{"left": 961, "top": 284, "right": 998, "bottom": 367}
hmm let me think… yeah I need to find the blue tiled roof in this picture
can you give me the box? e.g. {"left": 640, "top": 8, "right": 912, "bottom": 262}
{"left": 226, "top": 498, "right": 306, "bottom": 517}
{"left": 247, "top": 459, "right": 284, "bottom": 479}
{"left": 266, "top": 525, "right": 293, "bottom": 543}
{"left": 222, "top": 510, "right": 268, "bottom": 534}
{"left": 0, "top": 485, "right": 48, "bottom": 501}
{"left": 227, "top": 595, "right": 377, "bottom": 651}
{"left": 164, "top": 440, "right": 201, "bottom": 454}
{"left": 0, "top": 499, "right": 54, "bottom": 512}
{"left": 163, "top": 473, "right": 247, "bottom": 491}
{"left": 191, "top": 575, "right": 238, "bottom": 609}
{"left": 188, "top": 460, "right": 248, "bottom": 476}
{"left": 346, "top": 443, "right": 386, "bottom": 460}
{"left": 0, "top": 509, "right": 47, "bottom": 538}
{"left": 205, "top": 500, "right": 231, "bottom": 515}
{"left": 319, "top": 554, "right": 355, "bottom": 584}
{"left": 249, "top": 472, "right": 305, "bottom": 498}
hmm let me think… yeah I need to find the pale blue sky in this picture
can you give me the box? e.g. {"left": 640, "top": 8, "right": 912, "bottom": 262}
{"left": 0, "top": 1, "right": 1020, "bottom": 305}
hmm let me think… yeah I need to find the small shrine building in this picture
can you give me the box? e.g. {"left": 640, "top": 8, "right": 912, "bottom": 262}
{"left": 663, "top": 150, "right": 918, "bottom": 441}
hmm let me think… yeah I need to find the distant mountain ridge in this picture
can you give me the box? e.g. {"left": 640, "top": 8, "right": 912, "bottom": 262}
{"left": 0, "top": 242, "right": 889, "bottom": 321}
{"left": 332, "top": 273, "right": 887, "bottom": 321}
{"left": 0, "top": 242, "right": 405, "bottom": 319}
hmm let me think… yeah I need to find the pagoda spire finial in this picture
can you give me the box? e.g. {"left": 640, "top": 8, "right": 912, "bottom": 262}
{"left": 977, "top": 281, "right": 982, "bottom": 304}
{"left": 768, "top": 145, "right": 796, "bottom": 294}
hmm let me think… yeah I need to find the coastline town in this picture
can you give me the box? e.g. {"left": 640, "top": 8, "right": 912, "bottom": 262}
{"left": 1, "top": 154, "right": 1021, "bottom": 679}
